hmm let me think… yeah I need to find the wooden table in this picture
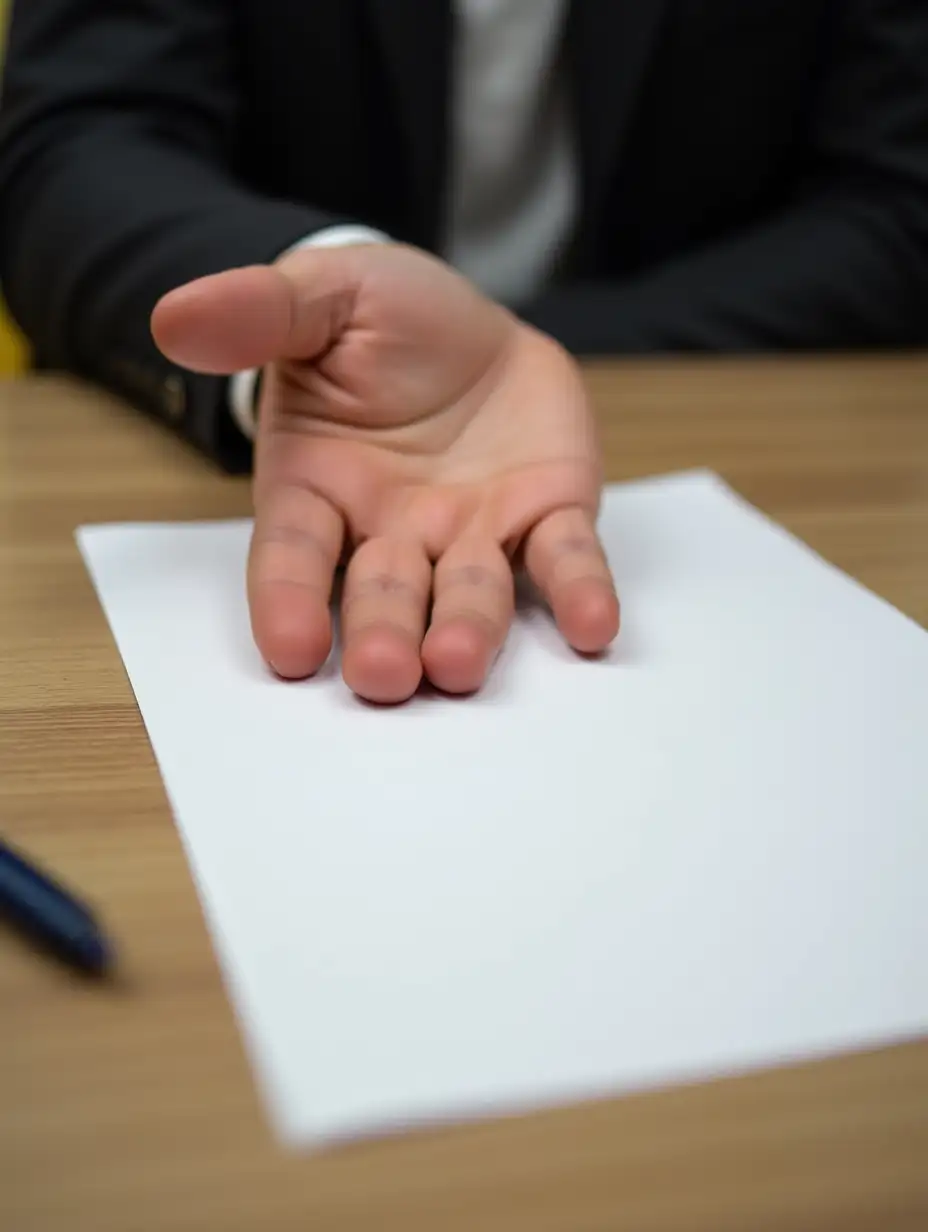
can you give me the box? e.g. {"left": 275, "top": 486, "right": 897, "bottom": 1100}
{"left": 2, "top": 359, "right": 927, "bottom": 1232}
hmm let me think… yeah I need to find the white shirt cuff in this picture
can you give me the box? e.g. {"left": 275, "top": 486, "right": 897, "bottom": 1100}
{"left": 228, "top": 225, "right": 390, "bottom": 441}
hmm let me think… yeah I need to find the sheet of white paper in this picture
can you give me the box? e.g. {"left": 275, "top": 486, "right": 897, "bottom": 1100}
{"left": 77, "top": 471, "right": 928, "bottom": 1148}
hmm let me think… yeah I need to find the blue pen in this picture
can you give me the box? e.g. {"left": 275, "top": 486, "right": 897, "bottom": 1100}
{"left": 0, "top": 838, "right": 114, "bottom": 976}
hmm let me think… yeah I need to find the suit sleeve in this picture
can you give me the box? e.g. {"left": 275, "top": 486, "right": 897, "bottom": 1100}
{"left": 524, "top": 0, "right": 928, "bottom": 355}
{"left": 0, "top": 0, "right": 355, "bottom": 470}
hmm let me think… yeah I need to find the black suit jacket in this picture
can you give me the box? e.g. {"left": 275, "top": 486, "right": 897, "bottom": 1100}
{"left": 1, "top": 0, "right": 927, "bottom": 470}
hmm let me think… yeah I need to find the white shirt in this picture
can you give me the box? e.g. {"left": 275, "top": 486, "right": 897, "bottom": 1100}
{"left": 232, "top": 0, "right": 575, "bottom": 438}
{"left": 446, "top": 0, "right": 576, "bottom": 303}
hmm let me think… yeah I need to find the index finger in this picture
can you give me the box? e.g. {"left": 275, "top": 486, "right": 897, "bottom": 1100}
{"left": 248, "top": 482, "right": 345, "bottom": 680}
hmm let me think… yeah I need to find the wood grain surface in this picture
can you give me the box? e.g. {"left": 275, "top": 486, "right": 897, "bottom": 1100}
{"left": 1, "top": 358, "right": 927, "bottom": 1232}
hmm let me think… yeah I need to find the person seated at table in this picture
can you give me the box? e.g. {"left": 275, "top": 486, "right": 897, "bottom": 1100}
{"left": 1, "top": 1, "right": 927, "bottom": 705}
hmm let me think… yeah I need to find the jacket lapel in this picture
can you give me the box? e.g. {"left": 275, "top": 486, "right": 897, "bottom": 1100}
{"left": 566, "top": 0, "right": 670, "bottom": 236}
{"left": 366, "top": 0, "right": 453, "bottom": 245}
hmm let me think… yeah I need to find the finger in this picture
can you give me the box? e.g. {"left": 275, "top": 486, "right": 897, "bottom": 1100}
{"left": 248, "top": 484, "right": 344, "bottom": 679}
{"left": 523, "top": 507, "right": 620, "bottom": 654}
{"left": 340, "top": 538, "right": 432, "bottom": 704}
{"left": 422, "top": 540, "right": 514, "bottom": 694}
{"left": 151, "top": 260, "right": 355, "bottom": 375}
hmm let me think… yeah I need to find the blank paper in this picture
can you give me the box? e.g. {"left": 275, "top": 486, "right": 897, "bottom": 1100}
{"left": 77, "top": 471, "right": 928, "bottom": 1148}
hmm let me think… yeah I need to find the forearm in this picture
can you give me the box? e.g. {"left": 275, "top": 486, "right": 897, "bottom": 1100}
{"left": 524, "top": 191, "right": 928, "bottom": 356}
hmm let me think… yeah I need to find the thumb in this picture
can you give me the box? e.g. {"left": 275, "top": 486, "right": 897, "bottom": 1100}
{"left": 151, "top": 259, "right": 358, "bottom": 375}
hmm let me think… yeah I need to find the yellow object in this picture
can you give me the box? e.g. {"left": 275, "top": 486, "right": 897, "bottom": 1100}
{"left": 0, "top": 304, "right": 25, "bottom": 374}
{"left": 0, "top": 0, "right": 26, "bottom": 373}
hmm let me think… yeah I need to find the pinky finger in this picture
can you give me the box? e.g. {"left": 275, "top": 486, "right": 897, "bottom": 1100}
{"left": 523, "top": 506, "right": 620, "bottom": 654}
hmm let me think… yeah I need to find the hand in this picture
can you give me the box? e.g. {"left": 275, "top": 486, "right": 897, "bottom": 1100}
{"left": 152, "top": 243, "right": 619, "bottom": 703}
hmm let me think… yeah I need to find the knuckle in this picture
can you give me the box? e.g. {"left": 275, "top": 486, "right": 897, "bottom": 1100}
{"left": 257, "top": 523, "right": 335, "bottom": 562}
{"left": 357, "top": 572, "right": 416, "bottom": 597}
{"left": 343, "top": 571, "right": 427, "bottom": 613}
{"left": 347, "top": 617, "right": 421, "bottom": 640}
{"left": 552, "top": 534, "right": 602, "bottom": 560}
{"left": 450, "top": 564, "right": 495, "bottom": 586}
{"left": 441, "top": 564, "right": 508, "bottom": 593}
{"left": 432, "top": 608, "right": 500, "bottom": 638}
{"left": 255, "top": 574, "right": 330, "bottom": 597}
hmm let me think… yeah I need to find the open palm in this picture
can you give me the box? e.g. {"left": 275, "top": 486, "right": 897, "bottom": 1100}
{"left": 153, "top": 243, "right": 619, "bottom": 702}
